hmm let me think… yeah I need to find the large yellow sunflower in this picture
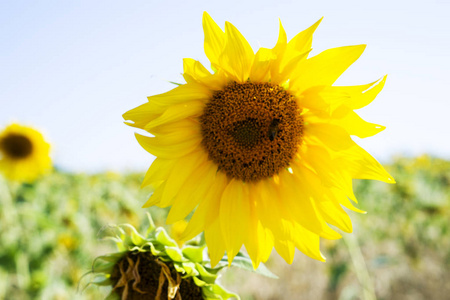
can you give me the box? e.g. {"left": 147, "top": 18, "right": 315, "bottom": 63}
{"left": 0, "top": 123, "right": 52, "bottom": 182}
{"left": 124, "top": 12, "right": 395, "bottom": 268}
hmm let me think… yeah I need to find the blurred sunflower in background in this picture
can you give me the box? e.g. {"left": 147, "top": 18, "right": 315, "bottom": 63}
{"left": 0, "top": 123, "right": 52, "bottom": 182}
{"left": 124, "top": 12, "right": 395, "bottom": 268}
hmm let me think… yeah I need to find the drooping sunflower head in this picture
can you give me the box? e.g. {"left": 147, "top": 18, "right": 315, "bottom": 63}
{"left": 87, "top": 214, "right": 238, "bottom": 300}
{"left": 124, "top": 12, "right": 395, "bottom": 268}
{"left": 0, "top": 123, "right": 52, "bottom": 182}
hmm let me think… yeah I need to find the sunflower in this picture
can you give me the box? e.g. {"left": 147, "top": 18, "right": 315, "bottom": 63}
{"left": 123, "top": 12, "right": 395, "bottom": 268}
{"left": 0, "top": 123, "right": 52, "bottom": 182}
{"left": 88, "top": 214, "right": 238, "bottom": 300}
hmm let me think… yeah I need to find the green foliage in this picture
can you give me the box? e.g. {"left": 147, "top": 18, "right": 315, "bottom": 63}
{"left": 0, "top": 155, "right": 448, "bottom": 299}
{"left": 0, "top": 170, "right": 164, "bottom": 299}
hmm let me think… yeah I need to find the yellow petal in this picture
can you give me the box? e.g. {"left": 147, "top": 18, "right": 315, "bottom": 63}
{"left": 317, "top": 197, "right": 353, "bottom": 233}
{"left": 149, "top": 118, "right": 200, "bottom": 136}
{"left": 299, "top": 75, "right": 387, "bottom": 115}
{"left": 147, "top": 82, "right": 211, "bottom": 107}
{"left": 334, "top": 109, "right": 385, "bottom": 138}
{"left": 144, "top": 100, "right": 204, "bottom": 130}
{"left": 141, "top": 158, "right": 176, "bottom": 188}
{"left": 345, "top": 75, "right": 387, "bottom": 109}
{"left": 266, "top": 20, "right": 287, "bottom": 78}
{"left": 183, "top": 58, "right": 211, "bottom": 83}
{"left": 291, "top": 44, "right": 366, "bottom": 94}
{"left": 219, "top": 179, "right": 250, "bottom": 262}
{"left": 299, "top": 144, "right": 357, "bottom": 201}
{"left": 244, "top": 192, "right": 274, "bottom": 268}
{"left": 274, "top": 239, "right": 295, "bottom": 264}
{"left": 166, "top": 162, "right": 216, "bottom": 224}
{"left": 300, "top": 86, "right": 355, "bottom": 115}
{"left": 249, "top": 47, "right": 275, "bottom": 82}
{"left": 254, "top": 179, "right": 284, "bottom": 238}
{"left": 183, "top": 58, "right": 227, "bottom": 90}
{"left": 331, "top": 188, "right": 366, "bottom": 213}
{"left": 219, "top": 21, "right": 254, "bottom": 82}
{"left": 278, "top": 168, "right": 342, "bottom": 240}
{"left": 337, "top": 145, "right": 395, "bottom": 183}
{"left": 273, "top": 19, "right": 287, "bottom": 57}
{"left": 180, "top": 171, "right": 228, "bottom": 241}
{"left": 135, "top": 132, "right": 201, "bottom": 159}
{"left": 123, "top": 83, "right": 210, "bottom": 128}
{"left": 304, "top": 122, "right": 354, "bottom": 151}
{"left": 281, "top": 17, "right": 323, "bottom": 70}
{"left": 205, "top": 219, "right": 226, "bottom": 267}
{"left": 160, "top": 150, "right": 207, "bottom": 208}
{"left": 203, "top": 12, "right": 225, "bottom": 67}
{"left": 142, "top": 181, "right": 165, "bottom": 208}
{"left": 122, "top": 101, "right": 160, "bottom": 129}
{"left": 271, "top": 49, "right": 310, "bottom": 85}
{"left": 291, "top": 223, "right": 325, "bottom": 261}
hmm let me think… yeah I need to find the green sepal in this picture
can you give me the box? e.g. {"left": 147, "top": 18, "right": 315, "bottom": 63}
{"left": 182, "top": 245, "right": 204, "bottom": 263}
{"left": 92, "top": 261, "right": 115, "bottom": 274}
{"left": 192, "top": 275, "right": 207, "bottom": 287}
{"left": 90, "top": 277, "right": 113, "bottom": 287}
{"left": 119, "top": 224, "right": 146, "bottom": 247}
{"left": 180, "top": 262, "right": 198, "bottom": 277}
{"left": 164, "top": 247, "right": 183, "bottom": 262}
{"left": 145, "top": 212, "right": 156, "bottom": 235}
{"left": 92, "top": 254, "right": 123, "bottom": 273}
{"left": 105, "top": 292, "right": 120, "bottom": 300}
{"left": 148, "top": 243, "right": 162, "bottom": 256}
{"left": 195, "top": 263, "right": 218, "bottom": 284}
{"left": 155, "top": 228, "right": 178, "bottom": 247}
{"left": 173, "top": 262, "right": 186, "bottom": 274}
{"left": 95, "top": 253, "right": 124, "bottom": 264}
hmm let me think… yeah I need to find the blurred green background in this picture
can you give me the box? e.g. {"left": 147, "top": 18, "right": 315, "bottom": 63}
{"left": 0, "top": 155, "right": 448, "bottom": 300}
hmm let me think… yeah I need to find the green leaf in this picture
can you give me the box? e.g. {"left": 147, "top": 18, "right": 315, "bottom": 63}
{"left": 211, "top": 283, "right": 240, "bottom": 300}
{"left": 203, "top": 283, "right": 240, "bottom": 300}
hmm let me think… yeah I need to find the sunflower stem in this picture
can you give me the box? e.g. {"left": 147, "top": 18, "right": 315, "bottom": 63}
{"left": 343, "top": 234, "right": 376, "bottom": 300}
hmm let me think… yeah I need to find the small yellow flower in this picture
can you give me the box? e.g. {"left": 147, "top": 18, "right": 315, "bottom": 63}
{"left": 124, "top": 12, "right": 395, "bottom": 268}
{"left": 0, "top": 123, "right": 52, "bottom": 182}
{"left": 57, "top": 232, "right": 78, "bottom": 251}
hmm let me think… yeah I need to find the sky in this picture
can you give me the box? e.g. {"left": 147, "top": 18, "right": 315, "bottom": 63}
{"left": 1, "top": 0, "right": 449, "bottom": 172}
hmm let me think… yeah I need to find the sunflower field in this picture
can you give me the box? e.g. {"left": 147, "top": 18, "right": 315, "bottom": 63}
{"left": 0, "top": 155, "right": 448, "bottom": 300}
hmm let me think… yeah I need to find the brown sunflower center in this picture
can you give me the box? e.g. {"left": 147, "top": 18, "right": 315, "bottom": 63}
{"left": 1, "top": 134, "right": 33, "bottom": 159}
{"left": 200, "top": 81, "right": 303, "bottom": 182}
{"left": 110, "top": 252, "right": 203, "bottom": 300}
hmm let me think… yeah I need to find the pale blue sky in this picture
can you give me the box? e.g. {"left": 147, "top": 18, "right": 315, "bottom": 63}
{"left": 1, "top": 0, "right": 449, "bottom": 172}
